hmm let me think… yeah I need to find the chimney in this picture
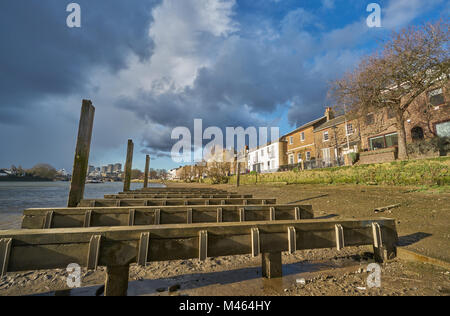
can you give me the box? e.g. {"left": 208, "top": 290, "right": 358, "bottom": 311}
{"left": 325, "top": 107, "right": 334, "bottom": 121}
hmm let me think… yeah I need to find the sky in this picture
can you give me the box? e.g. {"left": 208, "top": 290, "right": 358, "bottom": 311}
{"left": 0, "top": 0, "right": 448, "bottom": 171}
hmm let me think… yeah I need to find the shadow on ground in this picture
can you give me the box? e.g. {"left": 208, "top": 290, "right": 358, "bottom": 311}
{"left": 398, "top": 232, "right": 432, "bottom": 247}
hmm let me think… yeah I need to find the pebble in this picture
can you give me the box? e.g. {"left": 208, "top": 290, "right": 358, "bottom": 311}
{"left": 168, "top": 284, "right": 181, "bottom": 293}
{"left": 296, "top": 278, "right": 306, "bottom": 285}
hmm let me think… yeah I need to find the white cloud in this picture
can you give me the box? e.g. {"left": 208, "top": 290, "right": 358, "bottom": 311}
{"left": 383, "top": 0, "right": 443, "bottom": 29}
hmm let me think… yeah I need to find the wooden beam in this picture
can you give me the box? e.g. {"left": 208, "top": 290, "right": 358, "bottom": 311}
{"left": 135, "top": 188, "right": 229, "bottom": 193}
{"left": 68, "top": 100, "right": 95, "bottom": 207}
{"left": 79, "top": 198, "right": 277, "bottom": 208}
{"left": 104, "top": 194, "right": 253, "bottom": 199}
{"left": 2, "top": 218, "right": 397, "bottom": 274}
{"left": 22, "top": 205, "right": 314, "bottom": 229}
{"left": 143, "top": 155, "right": 150, "bottom": 189}
{"left": 123, "top": 140, "right": 134, "bottom": 193}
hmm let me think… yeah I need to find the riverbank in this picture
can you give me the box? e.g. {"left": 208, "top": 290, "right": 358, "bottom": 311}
{"left": 228, "top": 157, "right": 450, "bottom": 187}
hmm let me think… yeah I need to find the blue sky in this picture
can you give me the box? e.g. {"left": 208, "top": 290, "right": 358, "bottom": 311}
{"left": 0, "top": 0, "right": 448, "bottom": 171}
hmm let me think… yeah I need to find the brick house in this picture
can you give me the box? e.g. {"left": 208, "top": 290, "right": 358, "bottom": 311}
{"left": 314, "top": 111, "right": 361, "bottom": 166}
{"left": 284, "top": 115, "right": 328, "bottom": 166}
{"left": 360, "top": 83, "right": 450, "bottom": 152}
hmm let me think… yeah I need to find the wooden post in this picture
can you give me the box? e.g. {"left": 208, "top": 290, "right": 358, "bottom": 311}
{"left": 236, "top": 160, "right": 241, "bottom": 188}
{"left": 123, "top": 140, "right": 134, "bottom": 192}
{"left": 61, "top": 100, "right": 94, "bottom": 296}
{"left": 144, "top": 155, "right": 150, "bottom": 189}
{"left": 262, "top": 252, "right": 282, "bottom": 279}
{"left": 68, "top": 100, "right": 95, "bottom": 208}
{"left": 105, "top": 265, "right": 129, "bottom": 296}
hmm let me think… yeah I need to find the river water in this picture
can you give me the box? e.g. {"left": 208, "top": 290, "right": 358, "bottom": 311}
{"left": 0, "top": 182, "right": 164, "bottom": 230}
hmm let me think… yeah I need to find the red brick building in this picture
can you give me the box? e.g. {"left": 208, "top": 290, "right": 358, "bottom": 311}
{"left": 360, "top": 83, "right": 450, "bottom": 152}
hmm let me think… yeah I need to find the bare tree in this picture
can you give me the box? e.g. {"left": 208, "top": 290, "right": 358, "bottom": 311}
{"left": 331, "top": 20, "right": 449, "bottom": 159}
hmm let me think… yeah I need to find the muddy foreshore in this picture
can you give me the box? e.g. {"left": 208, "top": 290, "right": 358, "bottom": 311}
{"left": 1, "top": 183, "right": 449, "bottom": 296}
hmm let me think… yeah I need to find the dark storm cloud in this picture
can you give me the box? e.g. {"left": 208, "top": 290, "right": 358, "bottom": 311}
{"left": 117, "top": 25, "right": 362, "bottom": 156}
{"left": 0, "top": 0, "right": 160, "bottom": 124}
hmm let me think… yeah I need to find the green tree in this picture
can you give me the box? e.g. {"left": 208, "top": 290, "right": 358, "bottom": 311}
{"left": 28, "top": 164, "right": 57, "bottom": 180}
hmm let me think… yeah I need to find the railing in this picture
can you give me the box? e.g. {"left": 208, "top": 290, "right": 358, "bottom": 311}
{"left": 279, "top": 158, "right": 344, "bottom": 172}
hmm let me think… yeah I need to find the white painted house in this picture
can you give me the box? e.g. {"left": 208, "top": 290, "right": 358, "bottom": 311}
{"left": 247, "top": 139, "right": 288, "bottom": 173}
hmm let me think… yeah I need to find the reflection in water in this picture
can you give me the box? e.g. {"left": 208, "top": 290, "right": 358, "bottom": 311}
{"left": 62, "top": 258, "right": 364, "bottom": 297}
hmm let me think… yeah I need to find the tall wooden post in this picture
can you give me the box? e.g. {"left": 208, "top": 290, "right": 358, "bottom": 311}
{"left": 60, "top": 100, "right": 94, "bottom": 296}
{"left": 68, "top": 100, "right": 95, "bottom": 208}
{"left": 236, "top": 160, "right": 241, "bottom": 188}
{"left": 123, "top": 140, "right": 134, "bottom": 192}
{"left": 144, "top": 155, "right": 150, "bottom": 188}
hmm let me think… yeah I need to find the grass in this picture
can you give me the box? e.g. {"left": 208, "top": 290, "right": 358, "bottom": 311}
{"left": 228, "top": 156, "right": 450, "bottom": 187}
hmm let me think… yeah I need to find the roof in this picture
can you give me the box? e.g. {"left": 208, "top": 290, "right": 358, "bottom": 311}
{"left": 314, "top": 115, "right": 348, "bottom": 133}
{"left": 284, "top": 116, "right": 327, "bottom": 137}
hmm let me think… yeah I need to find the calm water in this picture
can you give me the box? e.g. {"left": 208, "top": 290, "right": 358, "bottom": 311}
{"left": 0, "top": 182, "right": 164, "bottom": 230}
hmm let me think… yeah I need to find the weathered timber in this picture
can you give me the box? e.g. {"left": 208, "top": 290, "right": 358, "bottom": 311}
{"left": 79, "top": 198, "right": 277, "bottom": 208}
{"left": 262, "top": 252, "right": 282, "bottom": 279}
{"left": 21, "top": 205, "right": 314, "bottom": 229}
{"left": 105, "top": 265, "right": 129, "bottom": 296}
{"left": 68, "top": 100, "right": 95, "bottom": 207}
{"left": 133, "top": 188, "right": 228, "bottom": 193}
{"left": 123, "top": 140, "right": 134, "bottom": 192}
{"left": 104, "top": 194, "right": 252, "bottom": 199}
{"left": 143, "top": 155, "right": 150, "bottom": 189}
{"left": 1, "top": 218, "right": 398, "bottom": 275}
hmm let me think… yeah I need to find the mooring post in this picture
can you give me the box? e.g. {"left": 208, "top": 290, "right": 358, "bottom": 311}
{"left": 68, "top": 100, "right": 95, "bottom": 208}
{"left": 105, "top": 265, "right": 130, "bottom": 296}
{"left": 236, "top": 159, "right": 241, "bottom": 188}
{"left": 262, "top": 252, "right": 282, "bottom": 279}
{"left": 144, "top": 155, "right": 150, "bottom": 189}
{"left": 59, "top": 100, "right": 94, "bottom": 296}
{"left": 123, "top": 140, "right": 134, "bottom": 192}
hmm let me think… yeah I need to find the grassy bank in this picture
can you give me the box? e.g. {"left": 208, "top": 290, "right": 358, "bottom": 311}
{"left": 228, "top": 157, "right": 450, "bottom": 186}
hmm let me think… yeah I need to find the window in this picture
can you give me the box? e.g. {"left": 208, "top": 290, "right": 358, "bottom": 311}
{"left": 429, "top": 88, "right": 444, "bottom": 106}
{"left": 301, "top": 132, "right": 305, "bottom": 142}
{"left": 261, "top": 150, "right": 264, "bottom": 157}
{"left": 289, "top": 136, "right": 293, "bottom": 145}
{"left": 306, "top": 152, "right": 311, "bottom": 161}
{"left": 346, "top": 123, "right": 354, "bottom": 135}
{"left": 436, "top": 121, "right": 450, "bottom": 137}
{"left": 385, "top": 133, "right": 398, "bottom": 147}
{"left": 323, "top": 131, "right": 329, "bottom": 142}
{"left": 289, "top": 155, "right": 294, "bottom": 165}
{"left": 411, "top": 126, "right": 424, "bottom": 141}
{"left": 366, "top": 114, "right": 375, "bottom": 125}
{"left": 369, "top": 133, "right": 398, "bottom": 150}
{"left": 298, "top": 153, "right": 302, "bottom": 162}
{"left": 387, "top": 108, "right": 396, "bottom": 119}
